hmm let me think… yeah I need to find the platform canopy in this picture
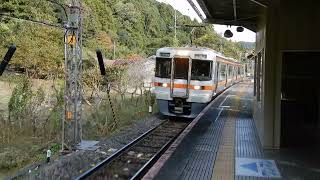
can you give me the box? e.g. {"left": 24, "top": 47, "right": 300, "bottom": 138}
{"left": 195, "top": 0, "right": 268, "bottom": 32}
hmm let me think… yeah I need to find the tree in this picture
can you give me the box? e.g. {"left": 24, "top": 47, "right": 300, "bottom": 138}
{"left": 0, "top": 0, "right": 250, "bottom": 77}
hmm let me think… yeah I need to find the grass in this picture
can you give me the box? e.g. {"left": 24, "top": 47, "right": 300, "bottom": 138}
{"left": 0, "top": 81, "right": 14, "bottom": 114}
{"left": 82, "top": 93, "right": 158, "bottom": 139}
{"left": 0, "top": 135, "right": 61, "bottom": 178}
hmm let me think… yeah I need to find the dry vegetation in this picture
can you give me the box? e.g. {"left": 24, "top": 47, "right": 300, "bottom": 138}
{"left": 0, "top": 59, "right": 156, "bottom": 178}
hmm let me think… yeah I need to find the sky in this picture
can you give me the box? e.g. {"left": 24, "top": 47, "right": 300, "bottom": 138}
{"left": 156, "top": 0, "right": 256, "bottom": 42}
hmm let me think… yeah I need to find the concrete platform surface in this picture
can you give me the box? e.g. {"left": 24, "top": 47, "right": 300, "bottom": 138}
{"left": 144, "top": 82, "right": 320, "bottom": 180}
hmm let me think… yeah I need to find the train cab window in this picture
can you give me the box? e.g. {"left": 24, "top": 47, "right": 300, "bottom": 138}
{"left": 155, "top": 58, "right": 171, "bottom": 78}
{"left": 219, "top": 64, "right": 227, "bottom": 81}
{"left": 191, "top": 60, "right": 212, "bottom": 81}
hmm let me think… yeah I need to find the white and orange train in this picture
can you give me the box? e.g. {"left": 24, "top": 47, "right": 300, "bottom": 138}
{"left": 153, "top": 47, "right": 245, "bottom": 118}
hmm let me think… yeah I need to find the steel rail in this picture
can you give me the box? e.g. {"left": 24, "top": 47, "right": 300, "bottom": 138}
{"left": 130, "top": 121, "right": 188, "bottom": 180}
{"left": 75, "top": 79, "right": 244, "bottom": 179}
{"left": 75, "top": 120, "right": 170, "bottom": 180}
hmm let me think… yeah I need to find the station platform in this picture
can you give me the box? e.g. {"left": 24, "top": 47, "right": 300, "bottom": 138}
{"left": 143, "top": 81, "right": 320, "bottom": 180}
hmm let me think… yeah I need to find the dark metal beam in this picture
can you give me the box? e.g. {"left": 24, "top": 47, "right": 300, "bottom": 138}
{"left": 205, "top": 18, "right": 257, "bottom": 32}
{"left": 233, "top": 0, "right": 237, "bottom": 20}
{"left": 196, "top": 0, "right": 213, "bottom": 19}
{"left": 195, "top": 0, "right": 265, "bottom": 31}
{"left": 249, "top": 0, "right": 267, "bottom": 8}
{"left": 186, "top": 0, "right": 205, "bottom": 21}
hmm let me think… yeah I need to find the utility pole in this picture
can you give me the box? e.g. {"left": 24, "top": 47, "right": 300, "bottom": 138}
{"left": 0, "top": 0, "right": 83, "bottom": 151}
{"left": 190, "top": 27, "right": 195, "bottom": 45}
{"left": 62, "top": 0, "right": 83, "bottom": 151}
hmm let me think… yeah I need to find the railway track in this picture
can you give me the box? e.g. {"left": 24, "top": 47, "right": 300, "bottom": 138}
{"left": 76, "top": 119, "right": 190, "bottom": 180}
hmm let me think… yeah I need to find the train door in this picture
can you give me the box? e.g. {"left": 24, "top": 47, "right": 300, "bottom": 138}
{"left": 214, "top": 61, "right": 220, "bottom": 94}
{"left": 235, "top": 66, "right": 238, "bottom": 80}
{"left": 170, "top": 57, "right": 192, "bottom": 98}
{"left": 226, "top": 64, "right": 229, "bottom": 86}
{"left": 169, "top": 57, "right": 192, "bottom": 114}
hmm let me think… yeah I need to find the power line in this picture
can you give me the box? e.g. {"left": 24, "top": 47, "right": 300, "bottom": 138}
{"left": 0, "top": 0, "right": 70, "bottom": 29}
{"left": 0, "top": 13, "right": 64, "bottom": 29}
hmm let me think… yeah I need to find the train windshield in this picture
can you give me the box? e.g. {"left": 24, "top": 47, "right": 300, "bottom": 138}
{"left": 155, "top": 58, "right": 171, "bottom": 78}
{"left": 191, "top": 60, "right": 212, "bottom": 81}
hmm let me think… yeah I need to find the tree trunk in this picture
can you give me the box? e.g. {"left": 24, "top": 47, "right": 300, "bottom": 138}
{"left": 121, "top": 94, "right": 125, "bottom": 102}
{"left": 131, "top": 87, "right": 138, "bottom": 102}
{"left": 32, "top": 116, "right": 37, "bottom": 137}
{"left": 140, "top": 88, "right": 143, "bottom": 98}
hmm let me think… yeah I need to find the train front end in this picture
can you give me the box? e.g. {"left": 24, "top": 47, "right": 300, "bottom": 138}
{"left": 153, "top": 47, "right": 215, "bottom": 118}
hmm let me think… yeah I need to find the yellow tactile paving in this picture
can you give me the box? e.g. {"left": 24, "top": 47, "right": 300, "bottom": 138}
{"left": 212, "top": 86, "right": 245, "bottom": 180}
{"left": 212, "top": 111, "right": 236, "bottom": 180}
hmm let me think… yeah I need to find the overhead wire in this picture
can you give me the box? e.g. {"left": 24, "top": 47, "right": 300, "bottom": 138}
{"left": 0, "top": 13, "right": 64, "bottom": 29}
{"left": 0, "top": 0, "right": 70, "bottom": 29}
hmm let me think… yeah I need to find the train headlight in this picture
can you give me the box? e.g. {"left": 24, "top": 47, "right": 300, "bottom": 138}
{"left": 162, "top": 83, "right": 168, "bottom": 87}
{"left": 194, "top": 85, "right": 201, "bottom": 90}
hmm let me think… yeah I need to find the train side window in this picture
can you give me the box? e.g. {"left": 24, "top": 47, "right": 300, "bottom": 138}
{"left": 155, "top": 58, "right": 171, "bottom": 78}
{"left": 228, "top": 66, "right": 233, "bottom": 78}
{"left": 219, "top": 64, "right": 227, "bottom": 81}
{"left": 191, "top": 60, "right": 212, "bottom": 81}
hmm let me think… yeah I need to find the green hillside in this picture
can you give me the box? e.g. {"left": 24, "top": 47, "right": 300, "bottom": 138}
{"left": 238, "top": 41, "right": 255, "bottom": 50}
{"left": 0, "top": 0, "right": 248, "bottom": 77}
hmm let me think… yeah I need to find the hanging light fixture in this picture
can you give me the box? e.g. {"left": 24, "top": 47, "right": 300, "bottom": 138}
{"left": 224, "top": 29, "right": 233, "bottom": 38}
{"left": 237, "top": 26, "right": 244, "bottom": 32}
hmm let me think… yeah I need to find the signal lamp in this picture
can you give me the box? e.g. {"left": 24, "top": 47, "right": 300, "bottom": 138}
{"left": 224, "top": 29, "right": 233, "bottom": 38}
{"left": 237, "top": 26, "right": 244, "bottom": 32}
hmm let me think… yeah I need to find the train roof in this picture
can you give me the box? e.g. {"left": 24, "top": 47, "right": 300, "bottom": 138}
{"left": 156, "top": 47, "right": 241, "bottom": 65}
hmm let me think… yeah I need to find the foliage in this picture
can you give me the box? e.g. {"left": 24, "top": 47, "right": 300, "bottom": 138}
{"left": 83, "top": 93, "right": 158, "bottom": 139}
{"left": 8, "top": 76, "right": 33, "bottom": 128}
{"left": 192, "top": 26, "right": 247, "bottom": 58}
{"left": 144, "top": 90, "right": 156, "bottom": 107}
{"left": 106, "top": 64, "right": 129, "bottom": 101}
{"left": 6, "top": 76, "right": 64, "bottom": 139}
{"left": 238, "top": 41, "right": 255, "bottom": 50}
{"left": 0, "top": 0, "right": 252, "bottom": 78}
{"left": 0, "top": 0, "right": 64, "bottom": 78}
{"left": 47, "top": 85, "right": 64, "bottom": 137}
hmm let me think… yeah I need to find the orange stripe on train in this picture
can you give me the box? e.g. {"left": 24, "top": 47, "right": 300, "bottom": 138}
{"left": 154, "top": 82, "right": 214, "bottom": 90}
